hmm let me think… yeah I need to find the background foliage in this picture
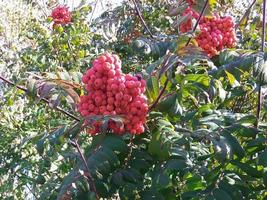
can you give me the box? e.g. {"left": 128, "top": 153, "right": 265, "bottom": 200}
{"left": 0, "top": 0, "right": 267, "bottom": 199}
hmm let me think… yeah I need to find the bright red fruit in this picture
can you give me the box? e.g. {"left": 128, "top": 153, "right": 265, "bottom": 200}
{"left": 51, "top": 6, "right": 71, "bottom": 26}
{"left": 78, "top": 53, "right": 148, "bottom": 135}
{"left": 196, "top": 16, "right": 237, "bottom": 57}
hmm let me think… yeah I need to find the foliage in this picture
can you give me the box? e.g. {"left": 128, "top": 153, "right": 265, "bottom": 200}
{"left": 0, "top": 0, "right": 267, "bottom": 200}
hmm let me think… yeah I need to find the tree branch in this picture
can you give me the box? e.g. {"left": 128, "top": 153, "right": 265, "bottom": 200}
{"left": 0, "top": 75, "right": 80, "bottom": 122}
{"left": 71, "top": 139, "right": 99, "bottom": 199}
{"left": 131, "top": 0, "right": 154, "bottom": 39}
{"left": 235, "top": 0, "right": 257, "bottom": 30}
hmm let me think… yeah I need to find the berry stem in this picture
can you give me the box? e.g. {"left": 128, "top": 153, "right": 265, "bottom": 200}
{"left": 71, "top": 139, "right": 99, "bottom": 199}
{"left": 131, "top": 0, "right": 154, "bottom": 39}
{"left": 0, "top": 75, "right": 80, "bottom": 122}
{"left": 186, "top": 0, "right": 209, "bottom": 46}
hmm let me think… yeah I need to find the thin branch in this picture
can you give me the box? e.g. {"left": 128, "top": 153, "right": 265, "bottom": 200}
{"left": 72, "top": 139, "right": 99, "bottom": 199}
{"left": 0, "top": 75, "right": 80, "bottom": 122}
{"left": 149, "top": 78, "right": 169, "bottom": 111}
{"left": 89, "top": 0, "right": 100, "bottom": 26}
{"left": 186, "top": 0, "right": 209, "bottom": 46}
{"left": 131, "top": 0, "right": 154, "bottom": 39}
{"left": 235, "top": 0, "right": 257, "bottom": 29}
{"left": 25, "top": 184, "right": 39, "bottom": 200}
{"left": 0, "top": 75, "right": 27, "bottom": 92}
{"left": 256, "top": 0, "right": 266, "bottom": 129}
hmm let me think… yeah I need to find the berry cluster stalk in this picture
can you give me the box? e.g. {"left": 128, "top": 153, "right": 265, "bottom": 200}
{"left": 186, "top": 0, "right": 209, "bottom": 46}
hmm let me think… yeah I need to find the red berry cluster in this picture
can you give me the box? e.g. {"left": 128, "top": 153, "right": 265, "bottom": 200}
{"left": 180, "top": 7, "right": 199, "bottom": 33}
{"left": 196, "top": 16, "right": 237, "bottom": 57}
{"left": 78, "top": 53, "right": 148, "bottom": 135}
{"left": 51, "top": 6, "right": 71, "bottom": 26}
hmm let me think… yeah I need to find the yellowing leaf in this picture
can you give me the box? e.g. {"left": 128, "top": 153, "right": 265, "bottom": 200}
{"left": 225, "top": 70, "right": 239, "bottom": 87}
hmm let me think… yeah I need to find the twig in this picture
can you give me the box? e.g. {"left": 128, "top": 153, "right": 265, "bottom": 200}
{"left": 256, "top": 0, "right": 266, "bottom": 129}
{"left": 0, "top": 75, "right": 27, "bottom": 92}
{"left": 131, "top": 0, "right": 154, "bottom": 39}
{"left": 185, "top": 0, "right": 209, "bottom": 46}
{"left": 72, "top": 139, "right": 99, "bottom": 199}
{"left": 235, "top": 0, "right": 257, "bottom": 30}
{"left": 149, "top": 78, "right": 169, "bottom": 111}
{"left": 25, "top": 184, "right": 39, "bottom": 200}
{"left": 89, "top": 0, "right": 100, "bottom": 26}
{"left": 0, "top": 75, "right": 80, "bottom": 122}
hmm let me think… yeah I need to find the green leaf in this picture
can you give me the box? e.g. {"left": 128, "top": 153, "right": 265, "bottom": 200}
{"left": 154, "top": 172, "right": 172, "bottom": 189}
{"left": 222, "top": 132, "right": 245, "bottom": 159}
{"left": 225, "top": 70, "right": 239, "bottom": 87}
{"left": 184, "top": 74, "right": 210, "bottom": 87}
{"left": 219, "top": 50, "right": 239, "bottom": 65}
{"left": 146, "top": 76, "right": 160, "bottom": 102}
{"left": 185, "top": 174, "right": 206, "bottom": 191}
{"left": 213, "top": 188, "right": 232, "bottom": 200}
{"left": 218, "top": 180, "right": 243, "bottom": 199}
{"left": 101, "top": 135, "right": 128, "bottom": 153}
{"left": 148, "top": 130, "right": 171, "bottom": 160}
{"left": 165, "top": 159, "right": 187, "bottom": 172}
{"left": 230, "top": 160, "right": 263, "bottom": 178}
{"left": 27, "top": 79, "right": 38, "bottom": 100}
{"left": 263, "top": 172, "right": 267, "bottom": 187}
{"left": 253, "top": 54, "right": 267, "bottom": 85}
{"left": 157, "top": 93, "right": 182, "bottom": 116}
{"left": 111, "top": 172, "right": 124, "bottom": 187}
{"left": 259, "top": 148, "right": 267, "bottom": 167}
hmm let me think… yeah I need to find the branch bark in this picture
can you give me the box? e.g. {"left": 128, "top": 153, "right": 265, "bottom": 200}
{"left": 0, "top": 75, "right": 80, "bottom": 122}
